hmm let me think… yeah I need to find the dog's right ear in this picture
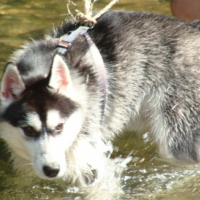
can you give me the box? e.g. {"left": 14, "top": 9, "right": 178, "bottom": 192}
{"left": 1, "top": 63, "right": 25, "bottom": 108}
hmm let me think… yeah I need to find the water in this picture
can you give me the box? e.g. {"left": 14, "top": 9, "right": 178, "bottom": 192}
{"left": 1, "top": 0, "right": 200, "bottom": 199}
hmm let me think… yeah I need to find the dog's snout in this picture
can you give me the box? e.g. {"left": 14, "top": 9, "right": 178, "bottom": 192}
{"left": 43, "top": 164, "right": 60, "bottom": 178}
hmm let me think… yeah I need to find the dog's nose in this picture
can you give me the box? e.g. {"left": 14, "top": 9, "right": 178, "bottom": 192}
{"left": 43, "top": 164, "right": 60, "bottom": 178}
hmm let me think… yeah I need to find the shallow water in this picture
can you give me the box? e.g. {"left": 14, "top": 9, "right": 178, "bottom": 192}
{"left": 1, "top": 0, "right": 200, "bottom": 199}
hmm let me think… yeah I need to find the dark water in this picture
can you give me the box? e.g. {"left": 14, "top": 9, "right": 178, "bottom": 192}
{"left": 1, "top": 0, "right": 200, "bottom": 199}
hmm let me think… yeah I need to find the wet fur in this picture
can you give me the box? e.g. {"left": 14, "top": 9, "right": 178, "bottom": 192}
{"left": 1, "top": 10, "right": 200, "bottom": 185}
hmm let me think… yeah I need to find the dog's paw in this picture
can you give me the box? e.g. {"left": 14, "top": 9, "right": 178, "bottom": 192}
{"left": 82, "top": 169, "right": 97, "bottom": 185}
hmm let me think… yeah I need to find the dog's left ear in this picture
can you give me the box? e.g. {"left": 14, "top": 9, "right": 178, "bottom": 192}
{"left": 1, "top": 63, "right": 25, "bottom": 109}
{"left": 49, "top": 54, "right": 73, "bottom": 96}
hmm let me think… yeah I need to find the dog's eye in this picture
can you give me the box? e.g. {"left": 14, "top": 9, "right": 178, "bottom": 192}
{"left": 22, "top": 126, "right": 38, "bottom": 137}
{"left": 55, "top": 123, "right": 63, "bottom": 131}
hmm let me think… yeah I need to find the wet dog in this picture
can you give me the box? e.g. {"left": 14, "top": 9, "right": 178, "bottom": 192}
{"left": 1, "top": 10, "right": 200, "bottom": 185}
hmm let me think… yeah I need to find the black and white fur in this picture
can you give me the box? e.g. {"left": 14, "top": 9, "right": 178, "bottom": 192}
{"left": 1, "top": 10, "right": 200, "bottom": 185}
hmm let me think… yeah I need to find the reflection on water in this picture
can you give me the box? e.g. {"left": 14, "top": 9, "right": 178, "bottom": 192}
{"left": 1, "top": 0, "right": 200, "bottom": 199}
{"left": 115, "top": 132, "right": 200, "bottom": 200}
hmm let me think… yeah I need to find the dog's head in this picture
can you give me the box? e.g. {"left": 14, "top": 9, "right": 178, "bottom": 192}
{"left": 0, "top": 51, "right": 85, "bottom": 179}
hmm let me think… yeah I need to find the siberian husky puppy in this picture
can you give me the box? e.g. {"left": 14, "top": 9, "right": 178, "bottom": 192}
{"left": 1, "top": 10, "right": 200, "bottom": 185}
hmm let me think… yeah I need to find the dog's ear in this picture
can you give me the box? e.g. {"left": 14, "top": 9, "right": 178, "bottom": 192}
{"left": 49, "top": 54, "right": 73, "bottom": 96}
{"left": 1, "top": 63, "right": 25, "bottom": 108}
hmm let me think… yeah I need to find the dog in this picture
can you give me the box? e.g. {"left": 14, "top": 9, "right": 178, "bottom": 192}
{"left": 1, "top": 10, "right": 200, "bottom": 186}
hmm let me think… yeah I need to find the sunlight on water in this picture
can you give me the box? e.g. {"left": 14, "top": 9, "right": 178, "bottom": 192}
{"left": 1, "top": 0, "right": 200, "bottom": 200}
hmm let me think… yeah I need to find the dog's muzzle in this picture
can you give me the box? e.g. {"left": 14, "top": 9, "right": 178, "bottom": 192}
{"left": 43, "top": 163, "right": 60, "bottom": 178}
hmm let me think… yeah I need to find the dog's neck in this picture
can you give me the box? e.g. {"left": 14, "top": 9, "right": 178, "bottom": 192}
{"left": 56, "top": 26, "right": 107, "bottom": 121}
